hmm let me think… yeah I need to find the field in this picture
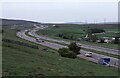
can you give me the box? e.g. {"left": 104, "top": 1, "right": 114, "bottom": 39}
{"left": 37, "top": 24, "right": 119, "bottom": 49}
{"left": 0, "top": 26, "right": 2, "bottom": 77}
{"left": 2, "top": 26, "right": 119, "bottom": 76}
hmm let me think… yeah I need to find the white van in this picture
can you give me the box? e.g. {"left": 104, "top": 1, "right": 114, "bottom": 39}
{"left": 85, "top": 52, "right": 92, "bottom": 57}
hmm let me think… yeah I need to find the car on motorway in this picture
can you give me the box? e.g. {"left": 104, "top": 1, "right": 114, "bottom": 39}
{"left": 36, "top": 38, "right": 45, "bottom": 43}
{"left": 25, "top": 30, "right": 28, "bottom": 32}
{"left": 85, "top": 52, "right": 92, "bottom": 57}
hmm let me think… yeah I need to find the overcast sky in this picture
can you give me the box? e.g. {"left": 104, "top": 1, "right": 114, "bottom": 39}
{"left": 0, "top": 0, "right": 119, "bottom": 23}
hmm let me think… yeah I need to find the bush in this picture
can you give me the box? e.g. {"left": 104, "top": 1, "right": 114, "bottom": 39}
{"left": 57, "top": 34, "right": 63, "bottom": 37}
{"left": 68, "top": 42, "right": 81, "bottom": 54}
{"left": 113, "top": 37, "right": 120, "bottom": 44}
{"left": 54, "top": 26, "right": 60, "bottom": 28}
{"left": 58, "top": 48, "right": 76, "bottom": 59}
{"left": 86, "top": 28, "right": 105, "bottom": 34}
{"left": 89, "top": 34, "right": 98, "bottom": 42}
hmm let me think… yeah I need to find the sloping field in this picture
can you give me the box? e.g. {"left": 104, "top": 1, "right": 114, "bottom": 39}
{"left": 2, "top": 27, "right": 119, "bottom": 76}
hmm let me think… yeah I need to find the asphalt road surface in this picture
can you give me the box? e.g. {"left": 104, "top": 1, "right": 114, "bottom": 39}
{"left": 28, "top": 25, "right": 120, "bottom": 56}
{"left": 16, "top": 26, "right": 119, "bottom": 68}
{"left": 17, "top": 30, "right": 67, "bottom": 50}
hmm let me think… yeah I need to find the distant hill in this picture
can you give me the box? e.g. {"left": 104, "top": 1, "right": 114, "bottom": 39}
{"left": 43, "top": 22, "right": 119, "bottom": 25}
{"left": 44, "top": 23, "right": 118, "bottom": 29}
{"left": 65, "top": 22, "right": 119, "bottom": 25}
{"left": 0, "top": 18, "right": 41, "bottom": 26}
{"left": 42, "top": 22, "right": 86, "bottom": 25}
{"left": 1, "top": 18, "right": 118, "bottom": 29}
{"left": 97, "top": 22, "right": 118, "bottom": 24}
{"left": 64, "top": 22, "right": 86, "bottom": 24}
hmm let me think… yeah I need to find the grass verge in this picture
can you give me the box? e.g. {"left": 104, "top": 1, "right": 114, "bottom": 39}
{"left": 26, "top": 30, "right": 120, "bottom": 59}
{"left": 2, "top": 26, "right": 119, "bottom": 76}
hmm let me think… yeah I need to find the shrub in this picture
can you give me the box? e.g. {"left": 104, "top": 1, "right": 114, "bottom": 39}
{"left": 68, "top": 42, "right": 81, "bottom": 54}
{"left": 54, "top": 26, "right": 60, "bottom": 28}
{"left": 58, "top": 48, "right": 76, "bottom": 59}
{"left": 89, "top": 34, "right": 98, "bottom": 42}
{"left": 86, "top": 28, "right": 105, "bottom": 34}
{"left": 113, "top": 37, "right": 120, "bottom": 44}
{"left": 57, "top": 34, "right": 63, "bottom": 37}
{"left": 1, "top": 29, "right": 4, "bottom": 33}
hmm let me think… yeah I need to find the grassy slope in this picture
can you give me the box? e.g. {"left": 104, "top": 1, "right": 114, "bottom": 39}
{"left": 37, "top": 26, "right": 86, "bottom": 37}
{"left": 37, "top": 25, "right": 119, "bottom": 49}
{"left": 26, "top": 29, "right": 120, "bottom": 59}
{"left": 2, "top": 26, "right": 119, "bottom": 76}
{"left": 0, "top": 26, "right": 2, "bottom": 77}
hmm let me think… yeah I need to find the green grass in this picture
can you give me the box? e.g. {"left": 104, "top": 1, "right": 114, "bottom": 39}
{"left": 25, "top": 31, "right": 68, "bottom": 46}
{"left": 81, "top": 48, "right": 120, "bottom": 59}
{"left": 26, "top": 30, "right": 120, "bottom": 59}
{"left": 25, "top": 31, "right": 36, "bottom": 38}
{"left": 2, "top": 28, "right": 39, "bottom": 46}
{"left": 2, "top": 26, "right": 119, "bottom": 76}
{"left": 36, "top": 25, "right": 119, "bottom": 49}
{"left": 104, "top": 28, "right": 119, "bottom": 33}
{"left": 37, "top": 26, "right": 86, "bottom": 38}
{"left": 37, "top": 32, "right": 119, "bottom": 50}
{"left": 3, "top": 44, "right": 119, "bottom": 76}
{"left": 97, "top": 31, "right": 119, "bottom": 38}
{"left": 0, "top": 33, "right": 2, "bottom": 77}
{"left": 0, "top": 26, "right": 2, "bottom": 77}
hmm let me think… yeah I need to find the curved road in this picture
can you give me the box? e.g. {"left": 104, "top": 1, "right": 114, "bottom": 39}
{"left": 29, "top": 25, "right": 120, "bottom": 56}
{"left": 16, "top": 25, "right": 119, "bottom": 68}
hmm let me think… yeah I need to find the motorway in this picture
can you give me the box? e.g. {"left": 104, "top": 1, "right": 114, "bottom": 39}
{"left": 29, "top": 26, "right": 120, "bottom": 56}
{"left": 17, "top": 30, "right": 67, "bottom": 50}
{"left": 17, "top": 25, "right": 119, "bottom": 68}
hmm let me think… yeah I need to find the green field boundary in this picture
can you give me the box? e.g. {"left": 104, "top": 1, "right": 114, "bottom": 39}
{"left": 81, "top": 48, "right": 120, "bottom": 59}
{"left": 0, "top": 26, "right": 2, "bottom": 77}
{"left": 36, "top": 27, "right": 119, "bottom": 50}
{"left": 18, "top": 31, "right": 57, "bottom": 51}
{"left": 25, "top": 30, "right": 120, "bottom": 59}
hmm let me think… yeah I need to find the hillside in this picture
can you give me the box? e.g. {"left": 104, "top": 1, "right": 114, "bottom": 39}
{"left": 55, "top": 24, "right": 118, "bottom": 29}
{"left": 2, "top": 27, "right": 118, "bottom": 76}
{"left": 0, "top": 18, "right": 41, "bottom": 27}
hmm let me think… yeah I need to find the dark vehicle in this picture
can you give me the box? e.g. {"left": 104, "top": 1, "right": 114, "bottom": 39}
{"left": 36, "top": 38, "right": 45, "bottom": 43}
{"left": 98, "top": 58, "right": 110, "bottom": 66}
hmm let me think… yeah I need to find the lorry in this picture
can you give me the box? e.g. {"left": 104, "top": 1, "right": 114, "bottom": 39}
{"left": 98, "top": 58, "right": 110, "bottom": 66}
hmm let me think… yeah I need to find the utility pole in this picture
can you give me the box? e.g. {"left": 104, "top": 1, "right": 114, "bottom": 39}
{"left": 104, "top": 18, "right": 106, "bottom": 24}
{"left": 85, "top": 20, "right": 87, "bottom": 24}
{"left": 94, "top": 20, "right": 97, "bottom": 24}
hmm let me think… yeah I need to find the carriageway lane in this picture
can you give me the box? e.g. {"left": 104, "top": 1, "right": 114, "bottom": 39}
{"left": 17, "top": 29, "right": 119, "bottom": 68}
{"left": 17, "top": 30, "right": 67, "bottom": 50}
{"left": 28, "top": 26, "right": 120, "bottom": 56}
